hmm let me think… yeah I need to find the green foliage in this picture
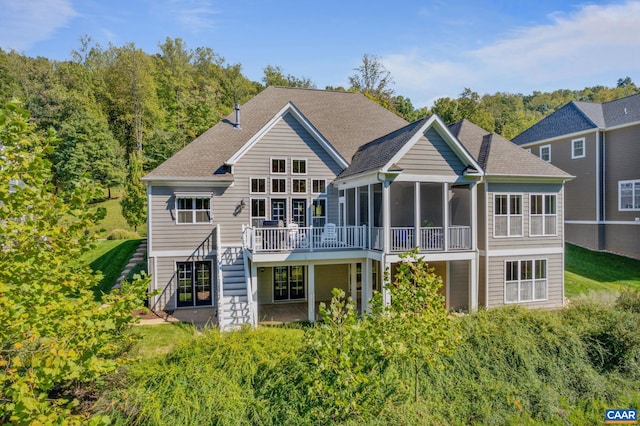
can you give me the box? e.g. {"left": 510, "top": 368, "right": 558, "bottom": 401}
{"left": 121, "top": 151, "right": 147, "bottom": 231}
{"left": 263, "top": 65, "right": 315, "bottom": 88}
{"left": 106, "top": 228, "right": 141, "bottom": 240}
{"left": 0, "top": 101, "right": 148, "bottom": 423}
{"left": 349, "top": 53, "right": 395, "bottom": 109}
{"left": 383, "top": 249, "right": 459, "bottom": 402}
{"left": 616, "top": 288, "right": 640, "bottom": 314}
{"left": 79, "top": 239, "right": 144, "bottom": 297}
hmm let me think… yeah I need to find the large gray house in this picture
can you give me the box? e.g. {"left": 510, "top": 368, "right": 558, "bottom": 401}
{"left": 513, "top": 93, "right": 640, "bottom": 260}
{"left": 143, "top": 87, "right": 572, "bottom": 328}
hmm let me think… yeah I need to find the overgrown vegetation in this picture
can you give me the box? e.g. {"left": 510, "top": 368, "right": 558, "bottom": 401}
{"left": 97, "top": 253, "right": 640, "bottom": 425}
{"left": 0, "top": 102, "right": 148, "bottom": 423}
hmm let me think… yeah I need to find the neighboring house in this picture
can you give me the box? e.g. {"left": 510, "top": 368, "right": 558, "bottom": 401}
{"left": 143, "top": 87, "right": 572, "bottom": 328}
{"left": 513, "top": 93, "right": 640, "bottom": 260}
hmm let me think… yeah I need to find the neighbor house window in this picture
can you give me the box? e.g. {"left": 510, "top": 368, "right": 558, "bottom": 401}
{"left": 176, "top": 261, "right": 213, "bottom": 307}
{"left": 540, "top": 145, "right": 551, "bottom": 162}
{"left": 292, "top": 178, "right": 307, "bottom": 194}
{"left": 312, "top": 199, "right": 326, "bottom": 227}
{"left": 271, "top": 158, "right": 286, "bottom": 174}
{"left": 505, "top": 259, "right": 547, "bottom": 303}
{"left": 250, "top": 198, "right": 266, "bottom": 226}
{"left": 312, "top": 179, "right": 326, "bottom": 194}
{"left": 273, "top": 266, "right": 305, "bottom": 301}
{"left": 572, "top": 138, "right": 585, "bottom": 159}
{"left": 250, "top": 177, "right": 266, "bottom": 194}
{"left": 619, "top": 180, "right": 640, "bottom": 210}
{"left": 292, "top": 159, "right": 307, "bottom": 175}
{"left": 176, "top": 197, "right": 211, "bottom": 224}
{"left": 494, "top": 194, "right": 522, "bottom": 237}
{"left": 530, "top": 194, "right": 557, "bottom": 236}
{"left": 271, "top": 178, "right": 286, "bottom": 194}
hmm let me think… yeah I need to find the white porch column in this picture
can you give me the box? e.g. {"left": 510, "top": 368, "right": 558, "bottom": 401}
{"left": 471, "top": 182, "right": 478, "bottom": 251}
{"left": 442, "top": 182, "right": 449, "bottom": 251}
{"left": 368, "top": 184, "right": 373, "bottom": 249}
{"left": 250, "top": 263, "right": 258, "bottom": 328}
{"left": 383, "top": 181, "right": 391, "bottom": 254}
{"left": 362, "top": 258, "right": 372, "bottom": 314}
{"left": 414, "top": 182, "right": 420, "bottom": 249}
{"left": 308, "top": 263, "right": 315, "bottom": 323}
{"left": 469, "top": 257, "right": 478, "bottom": 312}
{"left": 382, "top": 260, "right": 392, "bottom": 306}
{"left": 350, "top": 262, "right": 358, "bottom": 310}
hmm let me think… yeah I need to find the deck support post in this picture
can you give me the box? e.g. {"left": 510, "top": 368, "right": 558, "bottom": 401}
{"left": 308, "top": 264, "right": 315, "bottom": 323}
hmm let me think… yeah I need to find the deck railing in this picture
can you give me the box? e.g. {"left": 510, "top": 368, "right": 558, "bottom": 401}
{"left": 244, "top": 225, "right": 368, "bottom": 252}
{"left": 244, "top": 224, "right": 472, "bottom": 253}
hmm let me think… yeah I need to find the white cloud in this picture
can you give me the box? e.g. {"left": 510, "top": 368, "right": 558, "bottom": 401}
{"left": 382, "top": 1, "right": 640, "bottom": 107}
{"left": 0, "top": 0, "right": 77, "bottom": 51}
{"left": 166, "top": 0, "right": 220, "bottom": 33}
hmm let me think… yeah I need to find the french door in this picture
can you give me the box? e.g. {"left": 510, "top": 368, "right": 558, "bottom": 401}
{"left": 273, "top": 266, "right": 306, "bottom": 301}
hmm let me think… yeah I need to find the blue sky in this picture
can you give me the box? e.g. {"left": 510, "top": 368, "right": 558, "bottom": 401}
{"left": 1, "top": 0, "right": 639, "bottom": 107}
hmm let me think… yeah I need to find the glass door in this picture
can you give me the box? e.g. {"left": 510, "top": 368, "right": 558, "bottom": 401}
{"left": 292, "top": 199, "right": 307, "bottom": 226}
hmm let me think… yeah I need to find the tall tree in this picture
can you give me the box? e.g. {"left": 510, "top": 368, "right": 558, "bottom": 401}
{"left": 0, "top": 101, "right": 146, "bottom": 423}
{"left": 348, "top": 53, "right": 394, "bottom": 108}
{"left": 121, "top": 150, "right": 147, "bottom": 231}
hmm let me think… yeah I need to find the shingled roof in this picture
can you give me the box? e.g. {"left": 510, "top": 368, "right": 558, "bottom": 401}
{"left": 450, "top": 119, "right": 572, "bottom": 179}
{"left": 143, "top": 87, "right": 408, "bottom": 180}
{"left": 513, "top": 92, "right": 640, "bottom": 145}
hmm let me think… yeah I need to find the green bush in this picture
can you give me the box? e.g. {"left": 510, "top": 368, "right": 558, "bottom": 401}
{"left": 126, "top": 260, "right": 147, "bottom": 282}
{"left": 107, "top": 228, "right": 141, "bottom": 240}
{"left": 616, "top": 288, "right": 640, "bottom": 313}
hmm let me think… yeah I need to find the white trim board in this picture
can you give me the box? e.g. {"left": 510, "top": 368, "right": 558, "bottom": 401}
{"left": 480, "top": 247, "right": 564, "bottom": 257}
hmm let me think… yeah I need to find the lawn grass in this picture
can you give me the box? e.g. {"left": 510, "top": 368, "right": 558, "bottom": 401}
{"left": 79, "top": 239, "right": 143, "bottom": 297}
{"left": 564, "top": 243, "right": 640, "bottom": 299}
{"left": 89, "top": 188, "right": 146, "bottom": 237}
{"left": 127, "top": 323, "right": 198, "bottom": 359}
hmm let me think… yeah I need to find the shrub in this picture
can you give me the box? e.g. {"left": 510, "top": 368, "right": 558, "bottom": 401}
{"left": 616, "top": 288, "right": 640, "bottom": 314}
{"left": 107, "top": 228, "right": 141, "bottom": 240}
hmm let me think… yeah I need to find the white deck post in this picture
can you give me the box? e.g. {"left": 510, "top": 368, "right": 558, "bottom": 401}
{"left": 414, "top": 182, "right": 420, "bottom": 249}
{"left": 383, "top": 181, "right": 391, "bottom": 254}
{"left": 469, "top": 257, "right": 478, "bottom": 312}
{"left": 362, "top": 258, "right": 372, "bottom": 314}
{"left": 350, "top": 262, "right": 358, "bottom": 310}
{"left": 471, "top": 182, "right": 478, "bottom": 250}
{"left": 443, "top": 183, "right": 449, "bottom": 251}
{"left": 250, "top": 263, "right": 258, "bottom": 327}
{"left": 308, "top": 264, "right": 315, "bottom": 323}
{"left": 382, "top": 260, "right": 392, "bottom": 306}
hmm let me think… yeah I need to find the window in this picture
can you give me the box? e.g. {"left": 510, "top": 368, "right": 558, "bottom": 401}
{"left": 312, "top": 179, "right": 326, "bottom": 194}
{"left": 250, "top": 198, "right": 266, "bottom": 226}
{"left": 176, "top": 197, "right": 211, "bottom": 224}
{"left": 540, "top": 145, "right": 551, "bottom": 162}
{"left": 271, "top": 158, "right": 286, "bottom": 174}
{"left": 273, "top": 266, "right": 305, "bottom": 301}
{"left": 271, "top": 199, "right": 286, "bottom": 222}
{"left": 505, "top": 259, "right": 547, "bottom": 303}
{"left": 271, "top": 178, "right": 286, "bottom": 194}
{"left": 312, "top": 199, "right": 326, "bottom": 227}
{"left": 250, "top": 178, "right": 266, "bottom": 194}
{"left": 176, "top": 261, "right": 213, "bottom": 307}
{"left": 619, "top": 180, "right": 640, "bottom": 210}
{"left": 292, "top": 178, "right": 307, "bottom": 194}
{"left": 494, "top": 194, "right": 522, "bottom": 237}
{"left": 530, "top": 194, "right": 557, "bottom": 236}
{"left": 292, "top": 159, "right": 307, "bottom": 174}
{"left": 572, "top": 138, "right": 585, "bottom": 159}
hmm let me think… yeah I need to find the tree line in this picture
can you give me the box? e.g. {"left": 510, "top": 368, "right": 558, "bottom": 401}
{"left": 1, "top": 40, "right": 638, "bottom": 205}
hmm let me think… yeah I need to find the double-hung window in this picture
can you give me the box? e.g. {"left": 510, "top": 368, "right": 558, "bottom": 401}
{"left": 505, "top": 259, "right": 547, "bottom": 303}
{"left": 494, "top": 194, "right": 522, "bottom": 237}
{"left": 571, "top": 138, "right": 585, "bottom": 159}
{"left": 292, "top": 178, "right": 307, "bottom": 194}
{"left": 292, "top": 159, "right": 307, "bottom": 175}
{"left": 271, "top": 158, "right": 286, "bottom": 174}
{"left": 176, "top": 196, "right": 212, "bottom": 224}
{"left": 271, "top": 178, "right": 286, "bottom": 194}
{"left": 530, "top": 194, "right": 557, "bottom": 236}
{"left": 619, "top": 180, "right": 640, "bottom": 210}
{"left": 250, "top": 198, "right": 266, "bottom": 226}
{"left": 176, "top": 261, "right": 213, "bottom": 307}
{"left": 312, "top": 179, "right": 326, "bottom": 194}
{"left": 540, "top": 145, "right": 551, "bottom": 162}
{"left": 312, "top": 199, "right": 326, "bottom": 227}
{"left": 250, "top": 177, "right": 266, "bottom": 194}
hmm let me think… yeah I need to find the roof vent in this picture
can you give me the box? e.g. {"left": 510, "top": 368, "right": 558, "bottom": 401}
{"left": 234, "top": 104, "right": 241, "bottom": 129}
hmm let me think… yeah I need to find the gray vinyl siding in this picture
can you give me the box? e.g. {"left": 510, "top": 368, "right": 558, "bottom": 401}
{"left": 565, "top": 223, "right": 602, "bottom": 252}
{"left": 397, "top": 128, "right": 466, "bottom": 176}
{"left": 151, "top": 255, "right": 217, "bottom": 311}
{"left": 604, "top": 124, "right": 640, "bottom": 221}
{"left": 487, "top": 184, "right": 564, "bottom": 250}
{"left": 530, "top": 132, "right": 598, "bottom": 221}
{"left": 149, "top": 112, "right": 345, "bottom": 249}
{"left": 448, "top": 260, "right": 469, "bottom": 311}
{"left": 486, "top": 253, "right": 564, "bottom": 309}
{"left": 149, "top": 185, "right": 221, "bottom": 253}
{"left": 603, "top": 223, "right": 640, "bottom": 260}
{"left": 479, "top": 256, "right": 487, "bottom": 308}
